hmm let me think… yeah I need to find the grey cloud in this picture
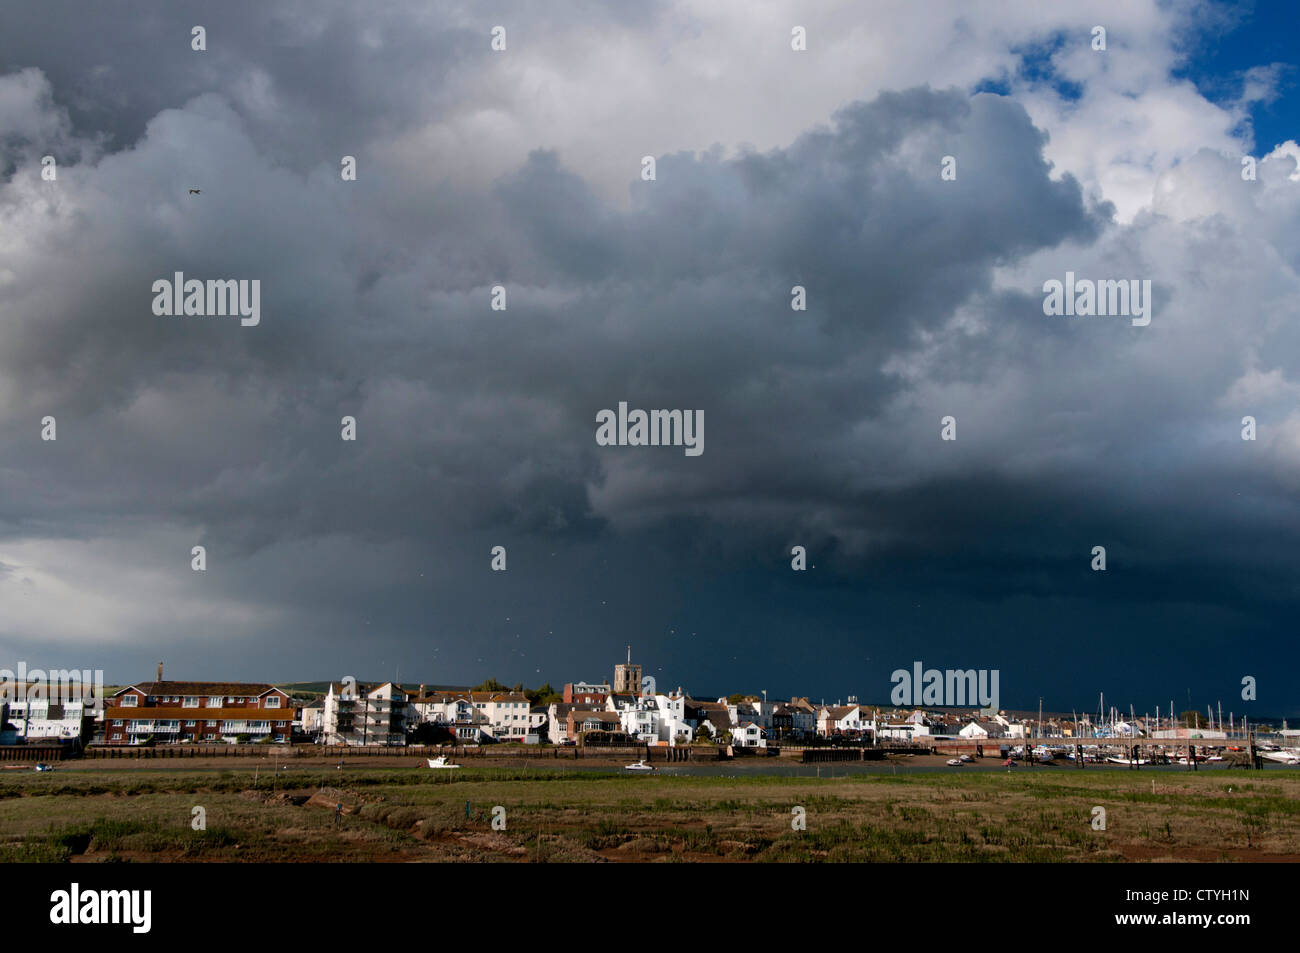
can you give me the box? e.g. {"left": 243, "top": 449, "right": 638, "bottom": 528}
{"left": 1, "top": 8, "right": 1298, "bottom": 712}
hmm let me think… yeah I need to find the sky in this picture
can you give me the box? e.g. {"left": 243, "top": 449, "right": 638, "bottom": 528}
{"left": 0, "top": 0, "right": 1298, "bottom": 717}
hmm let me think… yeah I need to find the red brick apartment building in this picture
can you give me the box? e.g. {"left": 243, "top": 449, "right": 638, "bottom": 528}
{"left": 105, "top": 680, "right": 294, "bottom": 744}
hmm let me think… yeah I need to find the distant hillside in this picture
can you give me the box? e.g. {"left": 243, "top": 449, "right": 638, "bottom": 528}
{"left": 274, "top": 681, "right": 472, "bottom": 698}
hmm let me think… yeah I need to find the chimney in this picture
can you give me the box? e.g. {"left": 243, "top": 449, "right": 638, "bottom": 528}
{"left": 157, "top": 661, "right": 163, "bottom": 683}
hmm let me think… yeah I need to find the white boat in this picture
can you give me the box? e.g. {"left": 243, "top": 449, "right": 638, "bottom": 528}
{"left": 426, "top": 756, "right": 461, "bottom": 769}
{"left": 946, "top": 758, "right": 963, "bottom": 766}
{"left": 1262, "top": 750, "right": 1300, "bottom": 765}
{"left": 1206, "top": 755, "right": 1224, "bottom": 762}
{"left": 1105, "top": 756, "right": 1150, "bottom": 766}
{"left": 624, "top": 760, "right": 655, "bottom": 772}
{"left": 958, "top": 754, "right": 973, "bottom": 763}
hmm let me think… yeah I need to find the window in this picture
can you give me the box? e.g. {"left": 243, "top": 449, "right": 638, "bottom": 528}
{"left": 264, "top": 695, "right": 281, "bottom": 708}
{"left": 112, "top": 720, "right": 123, "bottom": 727}
{"left": 183, "top": 697, "right": 199, "bottom": 708}
{"left": 120, "top": 695, "right": 138, "bottom": 707}
{"left": 185, "top": 721, "right": 197, "bottom": 727}
{"left": 207, "top": 696, "right": 222, "bottom": 707}
{"left": 207, "top": 721, "right": 218, "bottom": 728}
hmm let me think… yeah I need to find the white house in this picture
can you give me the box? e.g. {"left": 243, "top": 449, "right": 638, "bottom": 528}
{"left": 817, "top": 705, "right": 867, "bottom": 738}
{"left": 732, "top": 721, "right": 767, "bottom": 749}
{"left": 878, "top": 721, "right": 929, "bottom": 742}
{"left": 619, "top": 697, "right": 663, "bottom": 741}
{"left": 0, "top": 695, "right": 96, "bottom": 742}
{"left": 958, "top": 720, "right": 1003, "bottom": 740}
{"left": 417, "top": 691, "right": 532, "bottom": 742}
{"left": 728, "top": 699, "right": 776, "bottom": 730}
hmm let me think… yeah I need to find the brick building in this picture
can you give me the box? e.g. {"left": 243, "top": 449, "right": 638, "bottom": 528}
{"left": 105, "top": 679, "right": 293, "bottom": 744}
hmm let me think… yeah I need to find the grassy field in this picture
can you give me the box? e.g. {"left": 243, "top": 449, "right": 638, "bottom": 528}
{"left": 1, "top": 765, "right": 1297, "bottom": 862}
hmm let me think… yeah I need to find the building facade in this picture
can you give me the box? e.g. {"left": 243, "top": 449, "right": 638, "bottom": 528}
{"left": 321, "top": 681, "right": 408, "bottom": 746}
{"left": 105, "top": 681, "right": 293, "bottom": 744}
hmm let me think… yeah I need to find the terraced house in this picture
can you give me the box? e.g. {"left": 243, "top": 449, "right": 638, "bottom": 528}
{"left": 413, "top": 690, "right": 533, "bottom": 742}
{"left": 105, "top": 677, "right": 293, "bottom": 744}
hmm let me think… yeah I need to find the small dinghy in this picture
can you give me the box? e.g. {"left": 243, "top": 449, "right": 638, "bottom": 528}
{"left": 946, "top": 758, "right": 963, "bottom": 766}
{"left": 426, "top": 755, "right": 461, "bottom": 769}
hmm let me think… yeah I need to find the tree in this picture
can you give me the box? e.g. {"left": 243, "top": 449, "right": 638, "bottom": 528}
{"left": 527, "top": 682, "right": 562, "bottom": 706}
{"left": 1180, "top": 711, "right": 1201, "bottom": 729}
{"left": 473, "top": 677, "right": 508, "bottom": 693}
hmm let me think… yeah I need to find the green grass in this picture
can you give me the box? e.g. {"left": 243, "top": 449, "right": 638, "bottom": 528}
{"left": 1, "top": 765, "right": 1297, "bottom": 863}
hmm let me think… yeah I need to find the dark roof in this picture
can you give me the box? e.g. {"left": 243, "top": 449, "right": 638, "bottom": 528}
{"left": 687, "top": 700, "right": 727, "bottom": 712}
{"left": 118, "top": 681, "right": 282, "bottom": 697}
{"left": 552, "top": 702, "right": 602, "bottom": 716}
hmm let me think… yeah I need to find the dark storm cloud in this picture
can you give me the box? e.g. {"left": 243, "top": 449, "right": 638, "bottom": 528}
{"left": 0, "top": 1, "right": 659, "bottom": 173}
{"left": 0, "top": 82, "right": 1097, "bottom": 545}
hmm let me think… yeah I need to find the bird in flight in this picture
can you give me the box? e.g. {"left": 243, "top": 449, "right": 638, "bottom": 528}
{"left": 188, "top": 188, "right": 200, "bottom": 194}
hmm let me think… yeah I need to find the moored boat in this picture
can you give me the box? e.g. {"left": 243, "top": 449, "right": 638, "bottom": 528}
{"left": 1261, "top": 750, "right": 1300, "bottom": 765}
